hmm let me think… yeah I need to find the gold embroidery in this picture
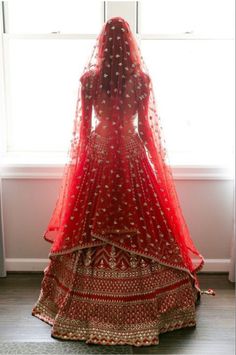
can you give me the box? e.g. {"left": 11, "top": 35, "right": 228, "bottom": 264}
{"left": 32, "top": 245, "right": 198, "bottom": 346}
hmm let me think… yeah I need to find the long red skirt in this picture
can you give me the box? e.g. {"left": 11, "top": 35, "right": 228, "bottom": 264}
{"left": 32, "top": 131, "right": 202, "bottom": 346}
{"left": 32, "top": 244, "right": 198, "bottom": 346}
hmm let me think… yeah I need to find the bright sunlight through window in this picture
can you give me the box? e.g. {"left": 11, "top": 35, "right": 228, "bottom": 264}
{"left": 1, "top": 0, "right": 235, "bottom": 167}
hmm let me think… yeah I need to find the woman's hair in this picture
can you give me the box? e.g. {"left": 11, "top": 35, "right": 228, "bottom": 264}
{"left": 94, "top": 17, "right": 143, "bottom": 96}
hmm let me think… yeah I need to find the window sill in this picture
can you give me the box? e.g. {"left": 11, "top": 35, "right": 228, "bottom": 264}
{"left": 0, "top": 152, "right": 234, "bottom": 180}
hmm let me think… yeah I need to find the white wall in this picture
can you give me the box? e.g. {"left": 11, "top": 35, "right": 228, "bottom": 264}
{"left": 0, "top": 1, "right": 234, "bottom": 274}
{"left": 1, "top": 169, "right": 234, "bottom": 273}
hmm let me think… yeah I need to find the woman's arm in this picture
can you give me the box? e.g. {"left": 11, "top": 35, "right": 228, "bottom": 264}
{"left": 79, "top": 71, "right": 94, "bottom": 143}
{"left": 137, "top": 73, "right": 160, "bottom": 166}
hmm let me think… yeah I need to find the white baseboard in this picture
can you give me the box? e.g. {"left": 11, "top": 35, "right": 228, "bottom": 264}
{"left": 5, "top": 258, "right": 49, "bottom": 272}
{"left": 4, "top": 258, "right": 231, "bottom": 273}
{"left": 200, "top": 258, "right": 230, "bottom": 272}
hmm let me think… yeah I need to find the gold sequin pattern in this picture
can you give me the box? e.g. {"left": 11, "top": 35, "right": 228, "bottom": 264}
{"left": 32, "top": 245, "right": 198, "bottom": 346}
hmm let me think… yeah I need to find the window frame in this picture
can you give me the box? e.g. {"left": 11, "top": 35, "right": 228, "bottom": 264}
{"left": 0, "top": 0, "right": 234, "bottom": 180}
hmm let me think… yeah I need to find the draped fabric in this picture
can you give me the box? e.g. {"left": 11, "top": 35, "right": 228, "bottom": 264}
{"left": 31, "top": 17, "right": 217, "bottom": 345}
{"left": 42, "top": 17, "right": 204, "bottom": 291}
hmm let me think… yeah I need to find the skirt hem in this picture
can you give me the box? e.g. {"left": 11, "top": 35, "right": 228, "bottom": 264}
{"left": 32, "top": 307, "right": 196, "bottom": 347}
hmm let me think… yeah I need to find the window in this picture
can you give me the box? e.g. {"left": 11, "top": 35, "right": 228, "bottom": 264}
{"left": 0, "top": 0, "right": 234, "bottom": 168}
{"left": 139, "top": 0, "right": 235, "bottom": 166}
{"left": 6, "top": 0, "right": 102, "bottom": 34}
{"left": 0, "top": 0, "right": 104, "bottom": 160}
{"left": 140, "top": 0, "right": 234, "bottom": 36}
{"left": 6, "top": 38, "right": 94, "bottom": 153}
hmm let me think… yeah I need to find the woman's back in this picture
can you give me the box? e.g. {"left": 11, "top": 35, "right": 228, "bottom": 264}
{"left": 81, "top": 68, "right": 150, "bottom": 138}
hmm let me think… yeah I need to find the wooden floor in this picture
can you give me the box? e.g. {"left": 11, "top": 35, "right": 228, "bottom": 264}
{"left": 0, "top": 272, "right": 235, "bottom": 354}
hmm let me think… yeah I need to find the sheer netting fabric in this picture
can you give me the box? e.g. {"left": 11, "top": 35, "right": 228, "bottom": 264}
{"left": 42, "top": 17, "right": 204, "bottom": 290}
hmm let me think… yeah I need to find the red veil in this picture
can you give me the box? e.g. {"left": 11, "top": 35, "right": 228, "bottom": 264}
{"left": 43, "top": 17, "right": 204, "bottom": 291}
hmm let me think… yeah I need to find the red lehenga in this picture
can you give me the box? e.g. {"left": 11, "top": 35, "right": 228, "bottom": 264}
{"left": 32, "top": 17, "right": 214, "bottom": 346}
